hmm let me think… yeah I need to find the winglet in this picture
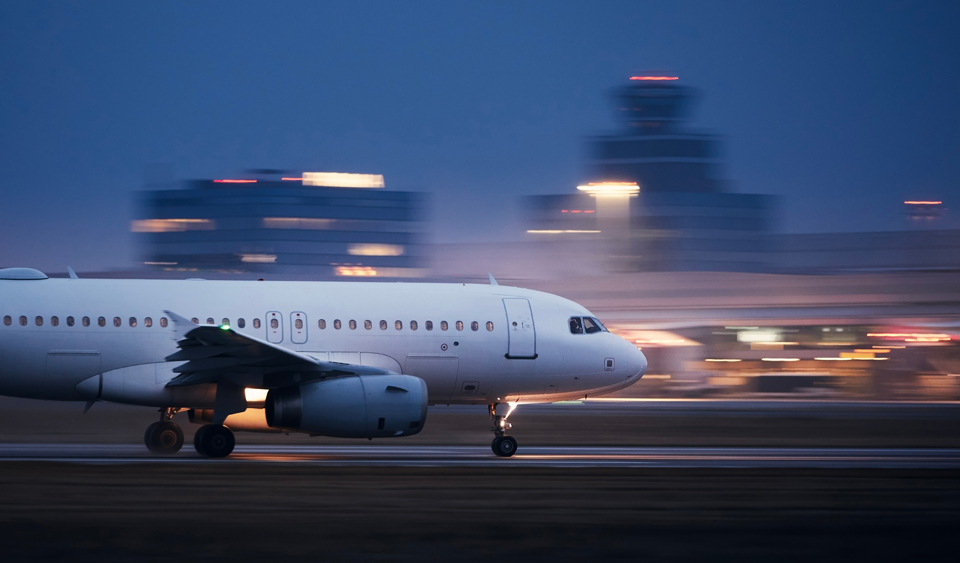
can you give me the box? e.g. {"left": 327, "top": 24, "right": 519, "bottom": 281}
{"left": 67, "top": 266, "right": 79, "bottom": 279}
{"left": 164, "top": 310, "right": 200, "bottom": 340}
{"left": 488, "top": 273, "right": 498, "bottom": 286}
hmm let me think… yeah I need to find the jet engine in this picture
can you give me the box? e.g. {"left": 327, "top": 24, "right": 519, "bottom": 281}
{"left": 265, "top": 374, "right": 428, "bottom": 438}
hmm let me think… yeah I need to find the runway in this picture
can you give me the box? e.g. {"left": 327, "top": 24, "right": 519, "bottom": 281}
{"left": 2, "top": 443, "right": 959, "bottom": 468}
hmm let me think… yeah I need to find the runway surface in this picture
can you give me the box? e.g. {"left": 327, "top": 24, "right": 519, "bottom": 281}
{"left": 2, "top": 443, "right": 959, "bottom": 468}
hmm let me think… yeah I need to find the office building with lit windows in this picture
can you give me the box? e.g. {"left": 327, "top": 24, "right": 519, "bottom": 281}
{"left": 133, "top": 172, "right": 426, "bottom": 277}
{"left": 526, "top": 77, "right": 776, "bottom": 273}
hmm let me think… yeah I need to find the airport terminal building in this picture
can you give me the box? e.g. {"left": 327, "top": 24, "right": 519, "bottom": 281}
{"left": 133, "top": 172, "right": 426, "bottom": 278}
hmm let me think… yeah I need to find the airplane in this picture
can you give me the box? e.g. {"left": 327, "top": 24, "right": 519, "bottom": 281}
{"left": 0, "top": 267, "right": 647, "bottom": 457}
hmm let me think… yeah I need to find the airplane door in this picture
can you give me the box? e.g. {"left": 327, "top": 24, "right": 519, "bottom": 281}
{"left": 266, "top": 311, "right": 283, "bottom": 343}
{"left": 503, "top": 298, "right": 537, "bottom": 359}
{"left": 291, "top": 311, "right": 307, "bottom": 344}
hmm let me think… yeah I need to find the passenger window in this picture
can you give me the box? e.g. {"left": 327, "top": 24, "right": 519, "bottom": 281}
{"left": 583, "top": 317, "right": 602, "bottom": 334}
{"left": 318, "top": 319, "right": 326, "bottom": 329}
{"left": 395, "top": 320, "right": 402, "bottom": 330}
{"left": 191, "top": 317, "right": 199, "bottom": 324}
{"left": 349, "top": 320, "right": 356, "bottom": 330}
{"left": 36, "top": 316, "right": 43, "bottom": 326}
{"left": 222, "top": 318, "right": 229, "bottom": 327}
{"left": 19, "top": 316, "right": 27, "bottom": 326}
{"left": 471, "top": 321, "right": 478, "bottom": 331}
{"left": 253, "top": 318, "right": 261, "bottom": 329}
{"left": 334, "top": 319, "right": 341, "bottom": 330}
{"left": 83, "top": 316, "right": 90, "bottom": 327}
{"left": 425, "top": 321, "right": 433, "bottom": 331}
{"left": 364, "top": 320, "right": 372, "bottom": 330}
{"left": 66, "top": 316, "right": 74, "bottom": 327}
{"left": 456, "top": 321, "right": 463, "bottom": 331}
{"left": 144, "top": 317, "right": 152, "bottom": 327}
{"left": 3, "top": 315, "right": 10, "bottom": 326}
{"left": 98, "top": 317, "right": 106, "bottom": 327}
{"left": 129, "top": 317, "right": 137, "bottom": 327}
{"left": 440, "top": 321, "right": 448, "bottom": 331}
{"left": 160, "top": 317, "right": 168, "bottom": 328}
{"left": 380, "top": 320, "right": 388, "bottom": 330}
{"left": 51, "top": 316, "right": 59, "bottom": 327}
{"left": 113, "top": 317, "right": 121, "bottom": 327}
{"left": 410, "top": 320, "right": 418, "bottom": 331}
{"left": 237, "top": 318, "right": 245, "bottom": 328}
{"left": 569, "top": 317, "right": 583, "bottom": 334}
{"left": 295, "top": 319, "right": 304, "bottom": 329}
{"left": 271, "top": 318, "right": 280, "bottom": 329}
{"left": 206, "top": 317, "right": 215, "bottom": 325}
{"left": 486, "top": 321, "right": 494, "bottom": 331}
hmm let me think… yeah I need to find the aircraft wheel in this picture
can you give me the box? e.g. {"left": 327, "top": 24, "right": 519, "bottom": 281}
{"left": 196, "top": 424, "right": 235, "bottom": 458}
{"left": 144, "top": 421, "right": 184, "bottom": 455}
{"left": 492, "top": 435, "right": 517, "bottom": 457}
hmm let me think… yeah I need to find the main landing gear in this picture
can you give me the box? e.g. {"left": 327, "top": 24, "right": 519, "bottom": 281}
{"left": 193, "top": 424, "right": 236, "bottom": 458}
{"left": 144, "top": 407, "right": 184, "bottom": 455}
{"left": 489, "top": 403, "right": 518, "bottom": 457}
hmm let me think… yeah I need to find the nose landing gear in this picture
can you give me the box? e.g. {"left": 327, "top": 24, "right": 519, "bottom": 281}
{"left": 144, "top": 407, "right": 184, "bottom": 455}
{"left": 489, "top": 403, "right": 518, "bottom": 457}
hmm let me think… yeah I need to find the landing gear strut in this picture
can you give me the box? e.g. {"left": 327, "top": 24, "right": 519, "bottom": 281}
{"left": 144, "top": 407, "right": 184, "bottom": 455}
{"left": 489, "top": 403, "right": 518, "bottom": 457}
{"left": 194, "top": 424, "right": 235, "bottom": 458}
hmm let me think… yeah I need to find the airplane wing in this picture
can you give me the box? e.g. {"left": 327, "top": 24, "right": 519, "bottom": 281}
{"left": 162, "top": 311, "right": 395, "bottom": 389}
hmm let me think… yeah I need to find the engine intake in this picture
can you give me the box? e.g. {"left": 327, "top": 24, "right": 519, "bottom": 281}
{"left": 265, "top": 374, "right": 428, "bottom": 438}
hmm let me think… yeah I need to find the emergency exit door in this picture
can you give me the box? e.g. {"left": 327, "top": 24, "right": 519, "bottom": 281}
{"left": 503, "top": 298, "right": 537, "bottom": 359}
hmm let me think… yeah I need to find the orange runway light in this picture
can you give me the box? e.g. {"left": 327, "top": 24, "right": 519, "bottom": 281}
{"left": 630, "top": 76, "right": 679, "bottom": 81}
{"left": 904, "top": 201, "right": 942, "bottom": 205}
{"left": 281, "top": 177, "right": 304, "bottom": 181}
{"left": 213, "top": 179, "right": 257, "bottom": 183}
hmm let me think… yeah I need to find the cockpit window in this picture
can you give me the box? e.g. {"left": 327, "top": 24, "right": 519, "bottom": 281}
{"left": 583, "top": 317, "right": 603, "bottom": 334}
{"left": 569, "top": 317, "right": 583, "bottom": 334}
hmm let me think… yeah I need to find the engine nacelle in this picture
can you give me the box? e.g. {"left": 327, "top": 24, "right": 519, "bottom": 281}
{"left": 265, "top": 374, "right": 428, "bottom": 438}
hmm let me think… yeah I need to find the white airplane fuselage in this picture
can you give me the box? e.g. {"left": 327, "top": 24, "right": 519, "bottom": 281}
{"left": 0, "top": 278, "right": 647, "bottom": 411}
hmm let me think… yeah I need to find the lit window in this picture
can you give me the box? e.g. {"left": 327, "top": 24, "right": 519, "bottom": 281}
{"left": 349, "top": 320, "right": 357, "bottom": 330}
{"left": 486, "top": 321, "right": 494, "bottom": 331}
{"left": 253, "top": 318, "right": 261, "bottom": 329}
{"left": 318, "top": 319, "right": 326, "bottom": 329}
{"left": 364, "top": 320, "right": 372, "bottom": 330}
{"left": 440, "top": 321, "right": 448, "bottom": 331}
{"left": 144, "top": 317, "right": 152, "bottom": 327}
{"left": 471, "top": 321, "right": 478, "bottom": 331}
{"left": 206, "top": 318, "right": 215, "bottom": 325}
{"left": 395, "top": 320, "right": 402, "bottom": 330}
{"left": 237, "top": 318, "right": 245, "bottom": 328}
{"left": 425, "top": 321, "right": 433, "bottom": 331}
{"left": 410, "top": 321, "right": 418, "bottom": 331}
{"left": 3, "top": 315, "right": 10, "bottom": 326}
{"left": 98, "top": 317, "right": 106, "bottom": 327}
{"left": 191, "top": 318, "right": 199, "bottom": 324}
{"left": 36, "top": 316, "right": 43, "bottom": 327}
{"left": 270, "top": 318, "right": 279, "bottom": 329}
{"left": 113, "top": 317, "right": 121, "bottom": 327}
{"left": 160, "top": 317, "right": 168, "bottom": 328}
{"left": 67, "top": 316, "right": 75, "bottom": 327}
{"left": 380, "top": 320, "right": 387, "bottom": 330}
{"left": 51, "top": 316, "right": 59, "bottom": 327}
{"left": 19, "top": 316, "right": 27, "bottom": 326}
{"left": 129, "top": 317, "right": 137, "bottom": 327}
{"left": 334, "top": 319, "right": 341, "bottom": 330}
{"left": 456, "top": 321, "right": 463, "bottom": 331}
{"left": 83, "top": 316, "right": 90, "bottom": 327}
{"left": 295, "top": 319, "right": 303, "bottom": 329}
{"left": 222, "top": 318, "right": 229, "bottom": 327}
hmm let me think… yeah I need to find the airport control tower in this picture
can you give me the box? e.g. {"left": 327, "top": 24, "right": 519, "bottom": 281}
{"left": 526, "top": 76, "right": 775, "bottom": 272}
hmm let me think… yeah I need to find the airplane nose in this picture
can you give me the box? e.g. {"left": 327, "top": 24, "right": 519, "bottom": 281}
{"left": 618, "top": 336, "right": 647, "bottom": 382}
